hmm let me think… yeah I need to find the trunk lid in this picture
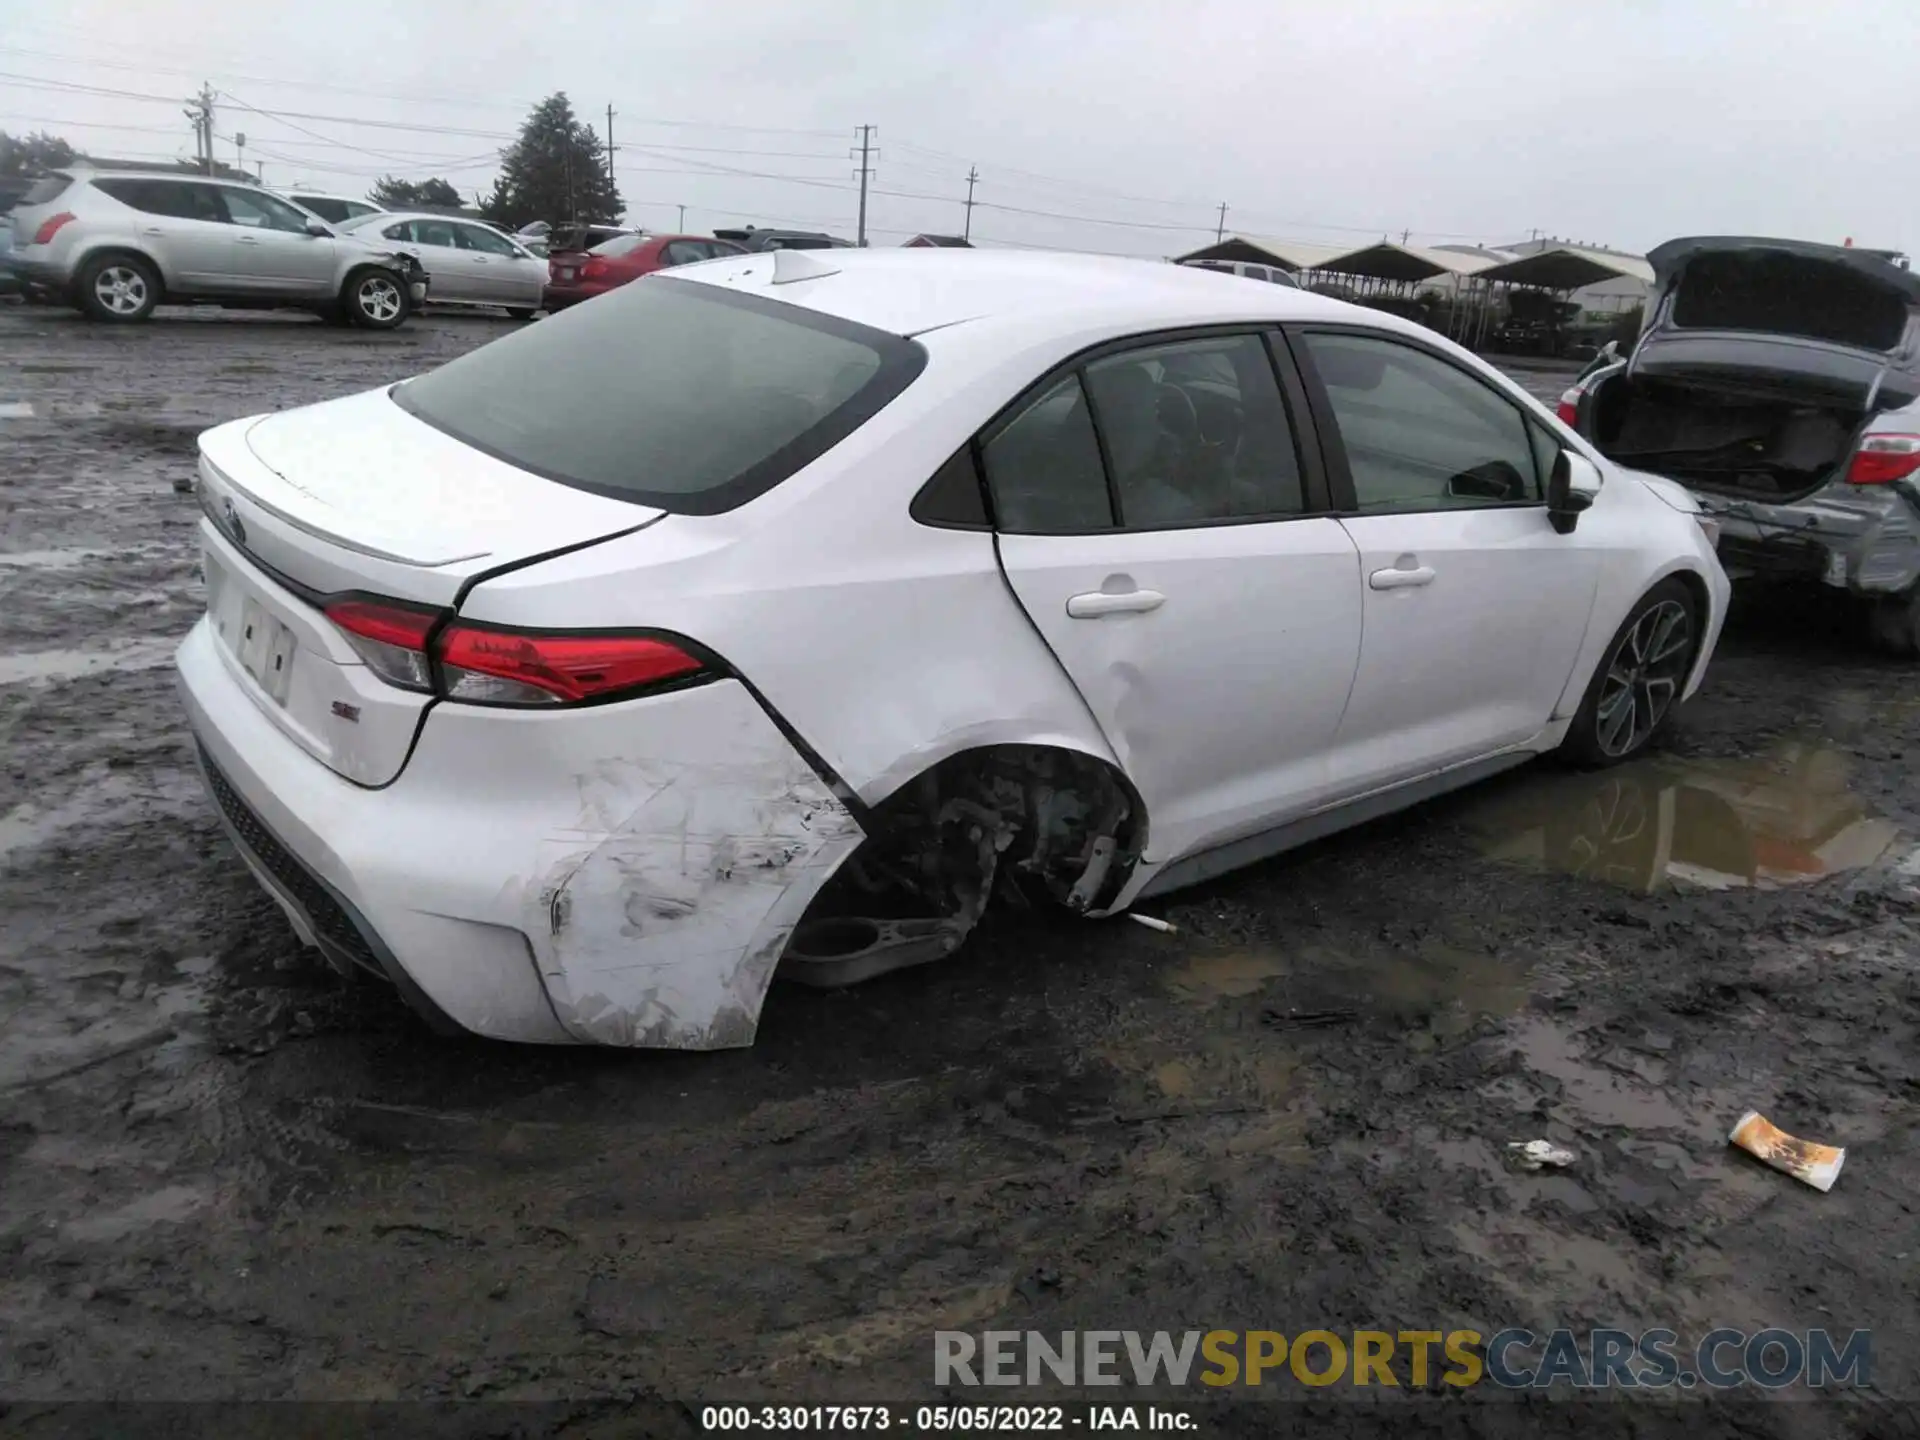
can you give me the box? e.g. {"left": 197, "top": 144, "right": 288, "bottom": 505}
{"left": 1634, "top": 237, "right": 1920, "bottom": 409}
{"left": 221, "top": 386, "right": 659, "bottom": 602}
{"left": 193, "top": 388, "right": 659, "bottom": 786}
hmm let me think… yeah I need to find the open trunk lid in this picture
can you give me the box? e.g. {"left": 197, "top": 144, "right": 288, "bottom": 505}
{"left": 1633, "top": 237, "right": 1920, "bottom": 409}
{"left": 192, "top": 388, "right": 659, "bottom": 787}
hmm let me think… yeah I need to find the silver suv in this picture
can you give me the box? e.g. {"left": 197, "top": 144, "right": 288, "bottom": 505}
{"left": 8, "top": 169, "right": 429, "bottom": 327}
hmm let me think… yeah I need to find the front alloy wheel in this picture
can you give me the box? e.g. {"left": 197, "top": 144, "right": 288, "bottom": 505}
{"left": 347, "top": 271, "right": 407, "bottom": 329}
{"left": 1561, "top": 579, "right": 1700, "bottom": 768}
{"left": 1593, "top": 598, "right": 1692, "bottom": 758}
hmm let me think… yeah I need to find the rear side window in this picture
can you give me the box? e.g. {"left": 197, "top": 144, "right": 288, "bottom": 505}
{"left": 1672, "top": 252, "right": 1908, "bottom": 351}
{"left": 22, "top": 173, "right": 73, "bottom": 205}
{"left": 94, "top": 179, "right": 222, "bottom": 222}
{"left": 1083, "top": 333, "right": 1306, "bottom": 524}
{"left": 394, "top": 277, "right": 926, "bottom": 515}
{"left": 292, "top": 196, "right": 350, "bottom": 223}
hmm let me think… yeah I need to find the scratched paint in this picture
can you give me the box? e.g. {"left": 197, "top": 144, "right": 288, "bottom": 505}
{"left": 525, "top": 751, "right": 864, "bottom": 1048}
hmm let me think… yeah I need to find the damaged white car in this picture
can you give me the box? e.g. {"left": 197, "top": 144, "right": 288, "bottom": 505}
{"left": 1562, "top": 236, "right": 1920, "bottom": 654}
{"left": 177, "top": 247, "right": 1729, "bottom": 1048}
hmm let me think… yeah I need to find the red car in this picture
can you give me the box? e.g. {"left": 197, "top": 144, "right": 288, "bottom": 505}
{"left": 543, "top": 233, "right": 748, "bottom": 309}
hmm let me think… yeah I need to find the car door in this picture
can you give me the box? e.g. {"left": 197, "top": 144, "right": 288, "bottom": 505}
{"left": 1288, "top": 326, "right": 1602, "bottom": 797}
{"left": 217, "top": 186, "right": 336, "bottom": 294}
{"left": 398, "top": 217, "right": 484, "bottom": 302}
{"left": 454, "top": 222, "right": 541, "bottom": 305}
{"left": 93, "top": 179, "right": 235, "bottom": 289}
{"left": 988, "top": 329, "right": 1365, "bottom": 868}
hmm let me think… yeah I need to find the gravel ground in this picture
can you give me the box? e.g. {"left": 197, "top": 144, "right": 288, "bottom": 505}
{"left": 0, "top": 303, "right": 1916, "bottom": 1435}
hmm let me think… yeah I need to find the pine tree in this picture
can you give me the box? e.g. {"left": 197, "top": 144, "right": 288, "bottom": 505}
{"left": 481, "top": 93, "right": 622, "bottom": 230}
{"left": 369, "top": 175, "right": 466, "bottom": 210}
{"left": 0, "top": 130, "right": 77, "bottom": 177}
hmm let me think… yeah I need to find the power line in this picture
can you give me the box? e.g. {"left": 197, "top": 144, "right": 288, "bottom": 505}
{"left": 0, "top": 72, "right": 185, "bottom": 104}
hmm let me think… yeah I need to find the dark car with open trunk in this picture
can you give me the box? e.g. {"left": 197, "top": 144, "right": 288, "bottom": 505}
{"left": 1561, "top": 236, "right": 1920, "bottom": 655}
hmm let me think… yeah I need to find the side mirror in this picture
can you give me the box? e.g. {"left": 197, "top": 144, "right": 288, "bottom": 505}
{"left": 304, "top": 218, "right": 332, "bottom": 237}
{"left": 1547, "top": 449, "right": 1602, "bottom": 535}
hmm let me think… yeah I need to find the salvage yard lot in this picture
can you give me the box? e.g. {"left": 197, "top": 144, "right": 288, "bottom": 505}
{"left": 1, "top": 305, "right": 1916, "bottom": 1429}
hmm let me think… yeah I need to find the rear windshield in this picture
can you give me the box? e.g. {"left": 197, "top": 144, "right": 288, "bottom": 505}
{"left": 588, "top": 233, "right": 646, "bottom": 257}
{"left": 393, "top": 276, "right": 926, "bottom": 514}
{"left": 22, "top": 172, "right": 73, "bottom": 206}
{"left": 1672, "top": 252, "right": 1909, "bottom": 351}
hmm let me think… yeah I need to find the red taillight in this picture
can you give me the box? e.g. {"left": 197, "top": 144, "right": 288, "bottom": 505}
{"left": 1846, "top": 433, "right": 1920, "bottom": 485}
{"left": 324, "top": 597, "right": 441, "bottom": 692}
{"left": 437, "top": 625, "right": 705, "bottom": 706}
{"left": 326, "top": 595, "right": 707, "bottom": 705}
{"left": 579, "top": 257, "right": 607, "bottom": 280}
{"left": 32, "top": 211, "right": 77, "bottom": 246}
{"left": 1556, "top": 387, "right": 1582, "bottom": 427}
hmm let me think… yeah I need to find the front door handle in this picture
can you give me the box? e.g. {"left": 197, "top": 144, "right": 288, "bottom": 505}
{"left": 236, "top": 235, "right": 260, "bottom": 245}
{"left": 1066, "top": 588, "right": 1166, "bottom": 618}
{"left": 1369, "top": 565, "right": 1436, "bottom": 591}
{"left": 141, "top": 226, "right": 165, "bottom": 236}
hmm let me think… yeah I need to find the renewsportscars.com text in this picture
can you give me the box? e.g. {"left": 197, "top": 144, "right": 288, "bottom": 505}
{"left": 934, "top": 1328, "right": 1872, "bottom": 1389}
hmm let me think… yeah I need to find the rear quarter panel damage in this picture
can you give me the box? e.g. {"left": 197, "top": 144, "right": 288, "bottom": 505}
{"left": 474, "top": 682, "right": 863, "bottom": 1048}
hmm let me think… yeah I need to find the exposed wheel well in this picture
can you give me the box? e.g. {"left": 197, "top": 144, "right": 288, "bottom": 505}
{"left": 783, "top": 744, "right": 1145, "bottom": 985}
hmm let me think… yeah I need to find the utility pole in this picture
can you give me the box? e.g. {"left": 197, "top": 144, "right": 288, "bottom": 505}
{"left": 1400, "top": 227, "right": 1411, "bottom": 245}
{"left": 1215, "top": 201, "right": 1227, "bottom": 241}
{"left": 677, "top": 203, "right": 686, "bottom": 231}
{"left": 852, "top": 124, "right": 876, "bottom": 247}
{"left": 184, "top": 84, "right": 214, "bottom": 175}
{"left": 963, "top": 166, "right": 978, "bottom": 242}
{"left": 235, "top": 131, "right": 247, "bottom": 181}
{"left": 605, "top": 105, "right": 616, "bottom": 187}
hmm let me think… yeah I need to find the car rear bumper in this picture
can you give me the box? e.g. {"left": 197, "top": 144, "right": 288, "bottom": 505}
{"left": 542, "top": 280, "right": 616, "bottom": 308}
{"left": 1701, "top": 481, "right": 1920, "bottom": 596}
{"left": 176, "top": 617, "right": 864, "bottom": 1049}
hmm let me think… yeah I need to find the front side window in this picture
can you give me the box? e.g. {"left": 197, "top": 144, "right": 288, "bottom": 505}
{"left": 1083, "top": 333, "right": 1306, "bottom": 525}
{"left": 220, "top": 187, "right": 313, "bottom": 233}
{"left": 981, "top": 374, "right": 1114, "bottom": 534}
{"left": 1300, "top": 331, "right": 1543, "bottom": 512}
{"left": 394, "top": 276, "right": 925, "bottom": 514}
{"left": 381, "top": 221, "right": 412, "bottom": 241}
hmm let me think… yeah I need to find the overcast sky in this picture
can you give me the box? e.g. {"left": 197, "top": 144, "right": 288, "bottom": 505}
{"left": 4, "top": 0, "right": 1915, "bottom": 256}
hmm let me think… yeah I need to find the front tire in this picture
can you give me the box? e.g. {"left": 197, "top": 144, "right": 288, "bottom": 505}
{"left": 1560, "top": 578, "right": 1701, "bottom": 767}
{"left": 506, "top": 306, "right": 538, "bottom": 321}
{"left": 77, "top": 254, "right": 159, "bottom": 323}
{"left": 343, "top": 268, "right": 408, "bottom": 330}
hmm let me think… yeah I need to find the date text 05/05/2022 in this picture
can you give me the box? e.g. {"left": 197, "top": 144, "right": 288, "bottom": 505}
{"left": 701, "top": 1405, "right": 1192, "bottom": 1432}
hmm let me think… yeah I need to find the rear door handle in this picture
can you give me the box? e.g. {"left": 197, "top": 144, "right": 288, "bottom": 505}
{"left": 1369, "top": 565, "right": 1436, "bottom": 591}
{"left": 141, "top": 226, "right": 165, "bottom": 236}
{"left": 1066, "top": 588, "right": 1166, "bottom": 618}
{"left": 237, "top": 235, "right": 260, "bottom": 245}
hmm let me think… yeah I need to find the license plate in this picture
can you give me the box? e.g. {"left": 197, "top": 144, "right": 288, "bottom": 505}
{"left": 237, "top": 596, "right": 296, "bottom": 705}
{"left": 557, "top": 268, "right": 575, "bottom": 281}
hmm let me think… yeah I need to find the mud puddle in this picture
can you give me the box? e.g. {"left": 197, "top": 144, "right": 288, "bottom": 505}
{"left": 1461, "top": 742, "right": 1897, "bottom": 893}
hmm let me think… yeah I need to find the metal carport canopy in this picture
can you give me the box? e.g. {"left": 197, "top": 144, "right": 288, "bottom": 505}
{"left": 1472, "top": 246, "right": 1655, "bottom": 289}
{"left": 1173, "top": 235, "right": 1359, "bottom": 273}
{"left": 1308, "top": 242, "right": 1497, "bottom": 283}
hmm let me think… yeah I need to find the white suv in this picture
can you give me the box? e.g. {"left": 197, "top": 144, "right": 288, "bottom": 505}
{"left": 9, "top": 169, "right": 429, "bottom": 326}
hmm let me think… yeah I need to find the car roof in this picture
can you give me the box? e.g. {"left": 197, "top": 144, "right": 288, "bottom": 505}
{"left": 671, "top": 246, "right": 1368, "bottom": 339}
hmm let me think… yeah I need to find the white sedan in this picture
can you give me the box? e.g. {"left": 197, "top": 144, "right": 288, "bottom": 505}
{"left": 337, "top": 210, "right": 546, "bottom": 317}
{"left": 176, "top": 248, "right": 1729, "bottom": 1049}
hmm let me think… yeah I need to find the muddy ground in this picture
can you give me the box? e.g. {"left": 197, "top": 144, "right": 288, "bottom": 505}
{"left": 0, "top": 301, "right": 1915, "bottom": 1436}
